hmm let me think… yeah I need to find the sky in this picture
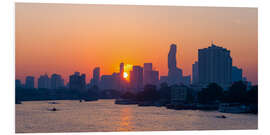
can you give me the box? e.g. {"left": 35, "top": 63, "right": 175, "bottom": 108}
{"left": 15, "top": 3, "right": 258, "bottom": 86}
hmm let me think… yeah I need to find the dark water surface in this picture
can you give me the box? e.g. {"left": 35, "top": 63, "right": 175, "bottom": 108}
{"left": 16, "top": 100, "right": 257, "bottom": 133}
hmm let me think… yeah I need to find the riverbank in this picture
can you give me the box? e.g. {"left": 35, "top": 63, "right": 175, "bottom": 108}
{"left": 115, "top": 99, "right": 258, "bottom": 114}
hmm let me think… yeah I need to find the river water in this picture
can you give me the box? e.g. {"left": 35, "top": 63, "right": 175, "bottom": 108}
{"left": 16, "top": 99, "right": 257, "bottom": 133}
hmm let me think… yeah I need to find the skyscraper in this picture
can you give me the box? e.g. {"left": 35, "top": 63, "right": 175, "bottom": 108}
{"left": 130, "top": 65, "right": 143, "bottom": 92}
{"left": 168, "top": 44, "right": 183, "bottom": 85}
{"left": 143, "top": 63, "right": 153, "bottom": 85}
{"left": 99, "top": 74, "right": 120, "bottom": 90}
{"left": 120, "top": 62, "right": 124, "bottom": 79}
{"left": 91, "top": 67, "right": 100, "bottom": 87}
{"left": 99, "top": 75, "right": 114, "bottom": 90}
{"left": 51, "top": 73, "right": 64, "bottom": 89}
{"left": 151, "top": 70, "right": 159, "bottom": 85}
{"left": 198, "top": 44, "right": 232, "bottom": 88}
{"left": 192, "top": 61, "right": 199, "bottom": 84}
{"left": 143, "top": 63, "right": 152, "bottom": 71}
{"left": 143, "top": 63, "right": 159, "bottom": 86}
{"left": 15, "top": 79, "right": 22, "bottom": 88}
{"left": 69, "top": 72, "right": 85, "bottom": 90}
{"left": 25, "top": 76, "right": 35, "bottom": 89}
{"left": 38, "top": 74, "right": 50, "bottom": 89}
{"left": 232, "top": 66, "right": 243, "bottom": 83}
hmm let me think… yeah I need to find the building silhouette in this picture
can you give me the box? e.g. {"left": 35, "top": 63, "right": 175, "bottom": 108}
{"left": 198, "top": 44, "right": 232, "bottom": 88}
{"left": 243, "top": 77, "right": 252, "bottom": 89}
{"left": 25, "top": 76, "right": 35, "bottom": 89}
{"left": 143, "top": 63, "right": 159, "bottom": 86}
{"left": 69, "top": 72, "right": 86, "bottom": 90}
{"left": 15, "top": 79, "right": 22, "bottom": 88}
{"left": 120, "top": 62, "right": 124, "bottom": 79}
{"left": 130, "top": 65, "right": 144, "bottom": 92}
{"left": 90, "top": 67, "right": 100, "bottom": 87}
{"left": 168, "top": 44, "right": 183, "bottom": 85}
{"left": 192, "top": 61, "right": 199, "bottom": 84}
{"left": 171, "top": 85, "right": 189, "bottom": 105}
{"left": 38, "top": 74, "right": 50, "bottom": 89}
{"left": 159, "top": 76, "right": 168, "bottom": 84}
{"left": 112, "top": 72, "right": 121, "bottom": 90}
{"left": 119, "top": 62, "right": 128, "bottom": 91}
{"left": 182, "top": 76, "right": 191, "bottom": 86}
{"left": 99, "top": 75, "right": 116, "bottom": 90}
{"left": 232, "top": 66, "right": 243, "bottom": 83}
{"left": 51, "top": 73, "right": 64, "bottom": 89}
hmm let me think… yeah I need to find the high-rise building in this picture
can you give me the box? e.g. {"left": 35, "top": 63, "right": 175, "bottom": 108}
{"left": 130, "top": 65, "right": 143, "bottom": 91}
{"left": 69, "top": 72, "right": 85, "bottom": 90}
{"left": 51, "top": 74, "right": 64, "bottom": 89}
{"left": 198, "top": 44, "right": 232, "bottom": 88}
{"left": 112, "top": 72, "right": 121, "bottom": 90}
{"left": 168, "top": 44, "right": 183, "bottom": 85}
{"left": 143, "top": 63, "right": 159, "bottom": 86}
{"left": 192, "top": 61, "right": 199, "bottom": 84}
{"left": 151, "top": 70, "right": 159, "bottom": 85}
{"left": 120, "top": 62, "right": 124, "bottom": 79}
{"left": 143, "top": 63, "right": 152, "bottom": 71}
{"left": 232, "top": 66, "right": 243, "bottom": 83}
{"left": 15, "top": 79, "right": 22, "bottom": 88}
{"left": 38, "top": 74, "right": 50, "bottom": 89}
{"left": 99, "top": 75, "right": 117, "bottom": 90}
{"left": 91, "top": 67, "right": 100, "bottom": 87}
{"left": 25, "top": 76, "right": 35, "bottom": 89}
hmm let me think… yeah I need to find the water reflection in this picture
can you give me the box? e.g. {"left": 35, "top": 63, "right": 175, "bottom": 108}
{"left": 117, "top": 107, "right": 133, "bottom": 131}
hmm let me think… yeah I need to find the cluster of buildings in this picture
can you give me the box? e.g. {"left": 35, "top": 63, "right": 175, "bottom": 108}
{"left": 16, "top": 73, "right": 65, "bottom": 89}
{"left": 89, "top": 62, "right": 159, "bottom": 93}
{"left": 16, "top": 43, "right": 253, "bottom": 97}
{"left": 191, "top": 44, "right": 251, "bottom": 88}
{"left": 168, "top": 44, "right": 252, "bottom": 105}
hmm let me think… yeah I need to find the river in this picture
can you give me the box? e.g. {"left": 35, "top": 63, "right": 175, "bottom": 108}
{"left": 16, "top": 99, "right": 257, "bottom": 133}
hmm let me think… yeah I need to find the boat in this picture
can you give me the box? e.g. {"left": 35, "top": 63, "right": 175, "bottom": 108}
{"left": 138, "top": 101, "right": 155, "bottom": 106}
{"left": 196, "top": 104, "right": 219, "bottom": 110}
{"left": 165, "top": 103, "right": 196, "bottom": 110}
{"left": 48, "top": 101, "right": 59, "bottom": 104}
{"left": 218, "top": 103, "right": 248, "bottom": 113}
{"left": 83, "top": 97, "right": 98, "bottom": 102}
{"left": 216, "top": 115, "right": 227, "bottom": 119}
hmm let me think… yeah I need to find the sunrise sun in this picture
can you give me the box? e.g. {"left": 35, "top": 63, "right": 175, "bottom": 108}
{"left": 123, "top": 72, "right": 128, "bottom": 79}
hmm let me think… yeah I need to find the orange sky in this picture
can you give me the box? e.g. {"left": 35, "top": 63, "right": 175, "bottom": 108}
{"left": 15, "top": 3, "right": 258, "bottom": 86}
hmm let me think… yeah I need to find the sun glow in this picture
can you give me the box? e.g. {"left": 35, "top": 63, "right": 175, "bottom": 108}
{"left": 123, "top": 72, "right": 128, "bottom": 79}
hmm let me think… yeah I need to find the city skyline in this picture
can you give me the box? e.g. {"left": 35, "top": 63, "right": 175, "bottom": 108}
{"left": 16, "top": 43, "right": 252, "bottom": 89}
{"left": 15, "top": 3, "right": 258, "bottom": 85}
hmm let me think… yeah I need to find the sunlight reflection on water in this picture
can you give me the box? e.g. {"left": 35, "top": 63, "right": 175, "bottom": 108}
{"left": 16, "top": 100, "right": 257, "bottom": 133}
{"left": 117, "top": 108, "right": 133, "bottom": 131}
